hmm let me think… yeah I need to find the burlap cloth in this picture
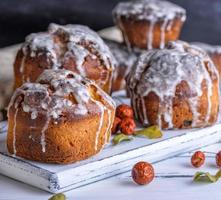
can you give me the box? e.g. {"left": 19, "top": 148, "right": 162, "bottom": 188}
{"left": 0, "top": 44, "right": 20, "bottom": 120}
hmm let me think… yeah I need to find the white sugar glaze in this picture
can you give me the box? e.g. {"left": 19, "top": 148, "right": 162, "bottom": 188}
{"left": 127, "top": 41, "right": 219, "bottom": 129}
{"left": 160, "top": 19, "right": 169, "bottom": 49}
{"left": 19, "top": 23, "right": 116, "bottom": 93}
{"left": 8, "top": 69, "right": 115, "bottom": 154}
{"left": 104, "top": 109, "right": 112, "bottom": 144}
{"left": 147, "top": 20, "right": 155, "bottom": 50}
{"left": 91, "top": 99, "right": 105, "bottom": 152}
{"left": 8, "top": 89, "right": 23, "bottom": 156}
{"left": 19, "top": 57, "right": 26, "bottom": 83}
{"left": 141, "top": 97, "right": 148, "bottom": 124}
{"left": 91, "top": 87, "right": 115, "bottom": 151}
{"left": 113, "top": 0, "right": 186, "bottom": 50}
{"left": 113, "top": 0, "right": 186, "bottom": 21}
{"left": 191, "top": 42, "right": 221, "bottom": 54}
{"left": 41, "top": 115, "right": 50, "bottom": 153}
{"left": 12, "top": 105, "right": 19, "bottom": 156}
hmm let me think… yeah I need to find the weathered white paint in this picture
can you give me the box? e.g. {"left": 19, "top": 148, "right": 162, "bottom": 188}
{"left": 0, "top": 142, "right": 221, "bottom": 200}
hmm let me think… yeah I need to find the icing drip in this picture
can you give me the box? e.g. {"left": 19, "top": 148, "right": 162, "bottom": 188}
{"left": 91, "top": 99, "right": 105, "bottom": 151}
{"left": 104, "top": 109, "right": 112, "bottom": 145}
{"left": 91, "top": 88, "right": 115, "bottom": 150}
{"left": 41, "top": 114, "right": 50, "bottom": 153}
{"left": 8, "top": 89, "right": 23, "bottom": 156}
{"left": 162, "top": 96, "right": 173, "bottom": 128}
{"left": 127, "top": 41, "right": 219, "bottom": 129}
{"left": 147, "top": 20, "right": 155, "bottom": 50}
{"left": 12, "top": 105, "right": 19, "bottom": 156}
{"left": 19, "top": 56, "right": 26, "bottom": 83}
{"left": 141, "top": 97, "right": 148, "bottom": 125}
{"left": 160, "top": 19, "right": 168, "bottom": 49}
{"left": 158, "top": 114, "right": 162, "bottom": 129}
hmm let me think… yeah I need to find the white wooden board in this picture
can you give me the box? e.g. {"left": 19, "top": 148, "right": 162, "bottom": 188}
{"left": 0, "top": 91, "right": 221, "bottom": 193}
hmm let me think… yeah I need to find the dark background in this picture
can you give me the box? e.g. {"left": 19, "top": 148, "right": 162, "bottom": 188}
{"left": 0, "top": 0, "right": 221, "bottom": 47}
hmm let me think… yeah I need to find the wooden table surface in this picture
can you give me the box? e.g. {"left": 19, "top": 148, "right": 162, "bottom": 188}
{"left": 0, "top": 142, "right": 220, "bottom": 200}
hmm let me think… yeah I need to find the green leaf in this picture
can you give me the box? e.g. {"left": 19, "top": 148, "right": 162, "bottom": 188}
{"left": 48, "top": 193, "right": 66, "bottom": 200}
{"left": 193, "top": 168, "right": 221, "bottom": 183}
{"left": 134, "top": 125, "right": 162, "bottom": 139}
{"left": 112, "top": 133, "right": 133, "bottom": 145}
{"left": 215, "top": 168, "right": 221, "bottom": 179}
{"left": 193, "top": 172, "right": 218, "bottom": 183}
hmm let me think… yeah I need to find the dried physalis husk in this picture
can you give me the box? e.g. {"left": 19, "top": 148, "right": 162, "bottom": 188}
{"left": 48, "top": 193, "right": 66, "bottom": 200}
{"left": 134, "top": 125, "right": 162, "bottom": 139}
{"left": 193, "top": 168, "right": 221, "bottom": 183}
{"left": 112, "top": 133, "right": 133, "bottom": 145}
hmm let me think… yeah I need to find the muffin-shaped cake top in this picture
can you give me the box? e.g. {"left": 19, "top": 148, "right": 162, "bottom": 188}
{"left": 22, "top": 23, "right": 116, "bottom": 71}
{"left": 127, "top": 40, "right": 219, "bottom": 129}
{"left": 113, "top": 0, "right": 186, "bottom": 21}
{"left": 127, "top": 40, "right": 218, "bottom": 98}
{"left": 8, "top": 69, "right": 116, "bottom": 155}
{"left": 10, "top": 69, "right": 115, "bottom": 121}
